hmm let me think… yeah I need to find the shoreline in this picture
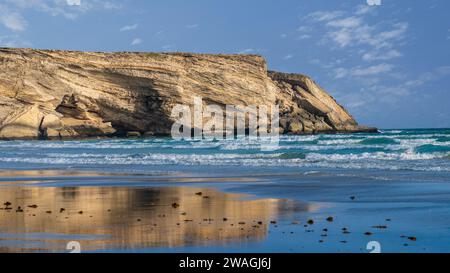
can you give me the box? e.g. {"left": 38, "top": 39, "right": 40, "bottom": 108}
{"left": 0, "top": 127, "right": 379, "bottom": 141}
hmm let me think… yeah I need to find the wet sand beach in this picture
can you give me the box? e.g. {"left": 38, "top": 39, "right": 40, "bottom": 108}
{"left": 1, "top": 169, "right": 450, "bottom": 253}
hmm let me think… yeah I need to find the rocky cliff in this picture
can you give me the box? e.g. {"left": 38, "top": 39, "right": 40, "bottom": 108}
{"left": 0, "top": 48, "right": 375, "bottom": 140}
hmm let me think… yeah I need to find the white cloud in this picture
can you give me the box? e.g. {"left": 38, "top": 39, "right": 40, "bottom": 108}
{"left": 295, "top": 34, "right": 310, "bottom": 40}
{"left": 162, "top": 44, "right": 175, "bottom": 50}
{"left": 186, "top": 24, "right": 199, "bottom": 29}
{"left": 436, "top": 66, "right": 450, "bottom": 75}
{"left": 3, "top": 0, "right": 123, "bottom": 20}
{"left": 327, "top": 17, "right": 362, "bottom": 29}
{"left": 362, "top": 49, "right": 402, "bottom": 61}
{"left": 308, "top": 11, "right": 343, "bottom": 22}
{"left": 0, "top": 5, "right": 28, "bottom": 31}
{"left": 0, "top": 35, "right": 31, "bottom": 47}
{"left": 304, "top": 7, "right": 408, "bottom": 60}
{"left": 283, "top": 54, "right": 293, "bottom": 60}
{"left": 355, "top": 5, "right": 371, "bottom": 15}
{"left": 238, "top": 48, "right": 254, "bottom": 54}
{"left": 66, "top": 0, "right": 81, "bottom": 6}
{"left": 337, "top": 66, "right": 450, "bottom": 111}
{"left": 103, "top": 1, "right": 122, "bottom": 10}
{"left": 297, "top": 26, "right": 312, "bottom": 32}
{"left": 334, "top": 63, "right": 393, "bottom": 79}
{"left": 131, "top": 38, "right": 142, "bottom": 46}
{"left": 120, "top": 24, "right": 138, "bottom": 32}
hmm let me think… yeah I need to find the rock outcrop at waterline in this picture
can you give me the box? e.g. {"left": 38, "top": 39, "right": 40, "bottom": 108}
{"left": 0, "top": 48, "right": 376, "bottom": 140}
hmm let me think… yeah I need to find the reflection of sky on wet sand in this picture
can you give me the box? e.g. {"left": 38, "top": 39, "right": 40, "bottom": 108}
{"left": 0, "top": 185, "right": 311, "bottom": 253}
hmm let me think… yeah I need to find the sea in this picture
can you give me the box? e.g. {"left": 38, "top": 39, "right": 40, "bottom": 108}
{"left": 1, "top": 128, "right": 450, "bottom": 253}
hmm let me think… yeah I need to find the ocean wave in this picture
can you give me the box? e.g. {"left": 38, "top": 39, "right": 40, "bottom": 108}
{"left": 436, "top": 136, "right": 450, "bottom": 143}
{"left": 359, "top": 137, "right": 398, "bottom": 145}
{"left": 317, "top": 139, "right": 361, "bottom": 145}
{"left": 278, "top": 152, "right": 306, "bottom": 159}
{"left": 415, "top": 144, "right": 450, "bottom": 154}
{"left": 306, "top": 151, "right": 448, "bottom": 161}
{"left": 1, "top": 129, "right": 449, "bottom": 173}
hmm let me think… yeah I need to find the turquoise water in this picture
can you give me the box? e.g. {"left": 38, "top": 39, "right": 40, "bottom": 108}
{"left": 0, "top": 129, "right": 449, "bottom": 175}
{"left": 1, "top": 129, "right": 450, "bottom": 252}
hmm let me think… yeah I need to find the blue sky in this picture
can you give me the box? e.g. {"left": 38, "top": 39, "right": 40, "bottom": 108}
{"left": 0, "top": 0, "right": 449, "bottom": 129}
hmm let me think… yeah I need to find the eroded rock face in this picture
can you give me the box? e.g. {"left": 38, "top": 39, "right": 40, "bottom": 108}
{"left": 0, "top": 48, "right": 376, "bottom": 140}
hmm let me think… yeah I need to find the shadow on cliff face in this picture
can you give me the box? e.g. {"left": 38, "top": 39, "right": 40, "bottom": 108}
{"left": 87, "top": 70, "right": 181, "bottom": 137}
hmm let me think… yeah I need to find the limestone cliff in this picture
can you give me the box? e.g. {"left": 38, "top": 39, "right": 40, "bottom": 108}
{"left": 0, "top": 48, "right": 376, "bottom": 140}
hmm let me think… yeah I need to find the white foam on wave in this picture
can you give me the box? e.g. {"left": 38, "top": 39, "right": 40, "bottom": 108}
{"left": 317, "top": 139, "right": 361, "bottom": 145}
{"left": 1, "top": 130, "right": 449, "bottom": 173}
{"left": 306, "top": 151, "right": 449, "bottom": 161}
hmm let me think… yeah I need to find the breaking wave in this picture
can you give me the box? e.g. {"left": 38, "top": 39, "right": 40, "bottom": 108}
{"left": 0, "top": 129, "right": 449, "bottom": 172}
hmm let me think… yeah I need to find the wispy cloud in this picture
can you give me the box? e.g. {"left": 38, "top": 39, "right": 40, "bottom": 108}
{"left": 0, "top": 35, "right": 31, "bottom": 47}
{"left": 0, "top": 0, "right": 123, "bottom": 45}
{"left": 120, "top": 24, "right": 138, "bottom": 32}
{"left": 283, "top": 54, "right": 294, "bottom": 60}
{"left": 307, "top": 10, "right": 343, "bottom": 22}
{"left": 337, "top": 65, "right": 450, "bottom": 111}
{"left": 238, "top": 48, "right": 254, "bottom": 54}
{"left": 2, "top": 0, "right": 123, "bottom": 23}
{"left": 334, "top": 63, "right": 394, "bottom": 79}
{"left": 162, "top": 44, "right": 175, "bottom": 50}
{"left": 186, "top": 24, "right": 199, "bottom": 29}
{"left": 304, "top": 5, "right": 408, "bottom": 62}
{"left": 362, "top": 49, "right": 402, "bottom": 61}
{"left": 0, "top": 5, "right": 28, "bottom": 31}
{"left": 131, "top": 38, "right": 142, "bottom": 46}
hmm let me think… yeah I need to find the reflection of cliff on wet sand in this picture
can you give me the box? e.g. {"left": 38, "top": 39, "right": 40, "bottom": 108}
{"left": 0, "top": 186, "right": 309, "bottom": 252}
